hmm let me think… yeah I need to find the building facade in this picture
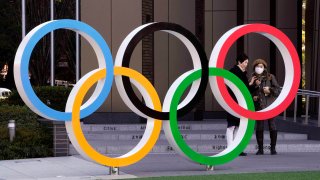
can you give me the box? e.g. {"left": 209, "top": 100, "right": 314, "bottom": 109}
{"left": 80, "top": 0, "right": 302, "bottom": 122}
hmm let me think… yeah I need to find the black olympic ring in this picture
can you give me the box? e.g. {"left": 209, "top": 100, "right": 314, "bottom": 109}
{"left": 120, "top": 22, "right": 209, "bottom": 120}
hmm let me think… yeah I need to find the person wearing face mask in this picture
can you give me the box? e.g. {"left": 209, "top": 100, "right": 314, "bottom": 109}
{"left": 251, "top": 59, "right": 280, "bottom": 155}
{"left": 226, "top": 53, "right": 257, "bottom": 156}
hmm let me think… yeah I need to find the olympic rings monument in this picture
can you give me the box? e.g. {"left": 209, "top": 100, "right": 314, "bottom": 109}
{"left": 13, "top": 20, "right": 300, "bottom": 171}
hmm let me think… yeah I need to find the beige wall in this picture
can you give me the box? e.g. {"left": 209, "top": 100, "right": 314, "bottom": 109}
{"left": 81, "top": 0, "right": 111, "bottom": 113}
{"left": 244, "top": 0, "right": 271, "bottom": 75}
{"left": 81, "top": 0, "right": 142, "bottom": 112}
{"left": 204, "top": 0, "right": 238, "bottom": 112}
{"left": 82, "top": 0, "right": 197, "bottom": 113}
{"left": 154, "top": 0, "right": 196, "bottom": 104}
{"left": 275, "top": 0, "right": 298, "bottom": 86}
{"left": 81, "top": 0, "right": 298, "bottom": 113}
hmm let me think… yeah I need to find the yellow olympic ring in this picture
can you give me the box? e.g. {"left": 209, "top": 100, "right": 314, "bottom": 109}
{"left": 67, "top": 67, "right": 162, "bottom": 167}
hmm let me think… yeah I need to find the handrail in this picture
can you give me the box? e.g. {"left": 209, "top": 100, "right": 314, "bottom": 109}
{"left": 281, "top": 88, "right": 320, "bottom": 127}
{"left": 298, "top": 89, "right": 320, "bottom": 95}
{"left": 280, "top": 87, "right": 320, "bottom": 96}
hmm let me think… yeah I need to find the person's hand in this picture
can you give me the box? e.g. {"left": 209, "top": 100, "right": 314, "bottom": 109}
{"left": 255, "top": 79, "right": 261, "bottom": 86}
{"left": 253, "top": 96, "right": 259, "bottom": 101}
{"left": 263, "top": 87, "right": 270, "bottom": 94}
{"left": 249, "top": 76, "right": 257, "bottom": 86}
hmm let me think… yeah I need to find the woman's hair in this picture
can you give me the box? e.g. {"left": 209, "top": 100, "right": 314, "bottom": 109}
{"left": 252, "top": 59, "right": 268, "bottom": 70}
{"left": 236, "top": 53, "right": 248, "bottom": 64}
{"left": 252, "top": 59, "right": 272, "bottom": 80}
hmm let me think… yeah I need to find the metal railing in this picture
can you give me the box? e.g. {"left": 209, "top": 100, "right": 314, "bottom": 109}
{"left": 282, "top": 88, "right": 320, "bottom": 127}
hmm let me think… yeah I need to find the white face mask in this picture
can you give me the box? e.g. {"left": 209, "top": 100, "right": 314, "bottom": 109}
{"left": 255, "top": 67, "right": 264, "bottom": 74}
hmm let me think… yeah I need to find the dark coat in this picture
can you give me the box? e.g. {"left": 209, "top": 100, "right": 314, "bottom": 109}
{"left": 250, "top": 72, "right": 280, "bottom": 110}
{"left": 226, "top": 65, "right": 256, "bottom": 127}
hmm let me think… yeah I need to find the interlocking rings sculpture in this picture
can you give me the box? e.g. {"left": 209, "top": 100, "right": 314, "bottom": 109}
{"left": 14, "top": 20, "right": 300, "bottom": 167}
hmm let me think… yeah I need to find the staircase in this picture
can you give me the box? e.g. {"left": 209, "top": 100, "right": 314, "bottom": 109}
{"left": 69, "top": 120, "right": 320, "bottom": 155}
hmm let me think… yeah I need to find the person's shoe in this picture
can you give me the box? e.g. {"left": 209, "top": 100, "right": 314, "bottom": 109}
{"left": 256, "top": 130, "right": 264, "bottom": 155}
{"left": 256, "top": 149, "right": 264, "bottom": 155}
{"left": 270, "top": 130, "right": 278, "bottom": 155}
{"left": 270, "top": 147, "right": 277, "bottom": 155}
{"left": 206, "top": 165, "right": 214, "bottom": 171}
{"left": 239, "top": 152, "right": 247, "bottom": 156}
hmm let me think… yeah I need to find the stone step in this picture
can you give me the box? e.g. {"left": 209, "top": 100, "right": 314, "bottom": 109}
{"left": 81, "top": 130, "right": 308, "bottom": 141}
{"left": 69, "top": 139, "right": 320, "bottom": 155}
{"left": 69, "top": 138, "right": 311, "bottom": 147}
{"left": 81, "top": 120, "right": 227, "bottom": 132}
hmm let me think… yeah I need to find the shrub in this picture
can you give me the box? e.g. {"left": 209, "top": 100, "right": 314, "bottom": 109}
{"left": 0, "top": 105, "right": 38, "bottom": 127}
{"left": 0, "top": 86, "right": 72, "bottom": 159}
{"left": 0, "top": 127, "right": 52, "bottom": 160}
{"left": 3, "top": 86, "right": 72, "bottom": 111}
{"left": 0, "top": 105, "right": 52, "bottom": 160}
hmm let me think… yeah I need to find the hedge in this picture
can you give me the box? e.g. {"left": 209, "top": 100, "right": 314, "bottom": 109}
{"left": 0, "top": 105, "right": 52, "bottom": 160}
{"left": 3, "top": 86, "right": 72, "bottom": 111}
{"left": 0, "top": 126, "right": 52, "bottom": 160}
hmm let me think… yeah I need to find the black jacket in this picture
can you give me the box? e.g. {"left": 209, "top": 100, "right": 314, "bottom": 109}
{"left": 226, "top": 65, "right": 256, "bottom": 127}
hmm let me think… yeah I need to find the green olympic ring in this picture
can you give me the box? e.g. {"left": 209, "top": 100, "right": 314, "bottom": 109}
{"left": 167, "top": 67, "right": 255, "bottom": 165}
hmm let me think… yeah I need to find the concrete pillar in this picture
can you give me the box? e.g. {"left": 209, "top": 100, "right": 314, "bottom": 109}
{"left": 53, "top": 121, "right": 69, "bottom": 156}
{"left": 204, "top": 0, "right": 238, "bottom": 115}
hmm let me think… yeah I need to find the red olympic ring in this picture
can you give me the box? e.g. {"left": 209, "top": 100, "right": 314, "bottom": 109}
{"left": 210, "top": 24, "right": 300, "bottom": 120}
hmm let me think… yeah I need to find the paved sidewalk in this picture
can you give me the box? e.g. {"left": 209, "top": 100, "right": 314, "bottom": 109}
{"left": 1, "top": 152, "right": 320, "bottom": 179}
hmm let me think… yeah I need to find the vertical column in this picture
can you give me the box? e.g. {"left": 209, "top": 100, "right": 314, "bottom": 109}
{"left": 204, "top": 0, "right": 238, "bottom": 117}
{"left": 305, "top": 0, "right": 316, "bottom": 92}
{"left": 81, "top": 0, "right": 112, "bottom": 114}
{"left": 142, "top": 0, "right": 154, "bottom": 84}
{"left": 274, "top": 0, "right": 299, "bottom": 85}
{"left": 204, "top": 0, "right": 213, "bottom": 115}
{"left": 154, "top": 1, "right": 196, "bottom": 120}
{"left": 270, "top": 0, "right": 277, "bottom": 75}
{"left": 141, "top": 0, "right": 154, "bottom": 123}
{"left": 305, "top": 0, "right": 319, "bottom": 92}
{"left": 168, "top": 1, "right": 196, "bottom": 120}
{"left": 111, "top": 0, "right": 142, "bottom": 113}
{"left": 305, "top": 0, "right": 320, "bottom": 114}
{"left": 21, "top": 0, "right": 26, "bottom": 38}
{"left": 275, "top": 0, "right": 300, "bottom": 115}
{"left": 195, "top": 0, "right": 205, "bottom": 120}
{"left": 76, "top": 0, "right": 80, "bottom": 82}
{"left": 154, "top": 0, "right": 169, "bottom": 104}
{"left": 297, "top": 0, "right": 303, "bottom": 116}
{"left": 244, "top": 0, "right": 271, "bottom": 75}
{"left": 237, "top": 0, "right": 245, "bottom": 54}
{"left": 50, "top": 0, "right": 55, "bottom": 86}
